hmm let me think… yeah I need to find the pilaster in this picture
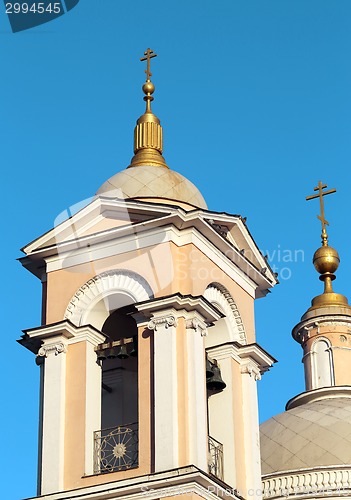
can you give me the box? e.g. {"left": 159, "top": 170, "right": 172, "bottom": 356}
{"left": 133, "top": 294, "right": 221, "bottom": 474}
{"left": 19, "top": 321, "right": 106, "bottom": 494}
{"left": 148, "top": 311, "right": 180, "bottom": 471}
{"left": 207, "top": 342, "right": 275, "bottom": 497}
{"left": 40, "top": 336, "right": 68, "bottom": 494}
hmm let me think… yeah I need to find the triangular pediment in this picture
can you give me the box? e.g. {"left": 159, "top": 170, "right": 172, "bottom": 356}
{"left": 22, "top": 196, "right": 175, "bottom": 255}
{"left": 21, "top": 196, "right": 277, "bottom": 297}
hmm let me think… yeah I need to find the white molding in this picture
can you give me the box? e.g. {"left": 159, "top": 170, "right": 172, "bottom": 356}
{"left": 293, "top": 315, "right": 351, "bottom": 343}
{"left": 147, "top": 315, "right": 177, "bottom": 330}
{"left": 64, "top": 269, "right": 153, "bottom": 327}
{"left": 40, "top": 339, "right": 67, "bottom": 494}
{"left": 153, "top": 312, "right": 179, "bottom": 471}
{"left": 262, "top": 466, "right": 351, "bottom": 499}
{"left": 38, "top": 341, "right": 67, "bottom": 357}
{"left": 240, "top": 359, "right": 263, "bottom": 498}
{"left": 206, "top": 342, "right": 275, "bottom": 376}
{"left": 186, "top": 317, "right": 208, "bottom": 336}
{"left": 135, "top": 294, "right": 223, "bottom": 324}
{"left": 240, "top": 361, "right": 262, "bottom": 381}
{"left": 23, "top": 196, "right": 276, "bottom": 291}
{"left": 42, "top": 224, "right": 260, "bottom": 298}
{"left": 286, "top": 385, "right": 351, "bottom": 410}
{"left": 205, "top": 284, "right": 247, "bottom": 344}
{"left": 185, "top": 317, "right": 208, "bottom": 470}
{"left": 31, "top": 466, "right": 241, "bottom": 500}
{"left": 21, "top": 321, "right": 106, "bottom": 354}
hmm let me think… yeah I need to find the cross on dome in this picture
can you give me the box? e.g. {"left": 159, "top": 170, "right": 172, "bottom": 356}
{"left": 140, "top": 48, "right": 157, "bottom": 82}
{"left": 306, "top": 180, "right": 336, "bottom": 246}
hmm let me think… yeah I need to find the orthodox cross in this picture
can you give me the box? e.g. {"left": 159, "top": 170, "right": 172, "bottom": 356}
{"left": 306, "top": 181, "right": 336, "bottom": 245}
{"left": 140, "top": 48, "right": 157, "bottom": 81}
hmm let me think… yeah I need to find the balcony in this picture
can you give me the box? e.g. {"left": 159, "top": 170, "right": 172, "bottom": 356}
{"left": 94, "top": 422, "right": 138, "bottom": 474}
{"left": 208, "top": 435, "right": 223, "bottom": 480}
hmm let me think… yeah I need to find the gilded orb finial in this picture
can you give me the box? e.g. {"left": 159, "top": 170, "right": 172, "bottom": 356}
{"left": 140, "top": 48, "right": 157, "bottom": 113}
{"left": 128, "top": 49, "right": 168, "bottom": 169}
{"left": 305, "top": 181, "right": 349, "bottom": 311}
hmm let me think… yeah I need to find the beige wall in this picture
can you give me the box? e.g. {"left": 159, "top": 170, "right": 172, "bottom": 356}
{"left": 45, "top": 236, "right": 257, "bottom": 491}
{"left": 64, "top": 342, "right": 86, "bottom": 489}
{"left": 46, "top": 242, "right": 255, "bottom": 341}
{"left": 63, "top": 326, "right": 152, "bottom": 490}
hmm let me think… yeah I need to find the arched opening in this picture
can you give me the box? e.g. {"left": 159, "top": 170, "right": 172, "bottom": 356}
{"left": 312, "top": 338, "right": 334, "bottom": 389}
{"left": 64, "top": 270, "right": 153, "bottom": 474}
{"left": 84, "top": 291, "right": 136, "bottom": 332}
{"left": 100, "top": 309, "right": 138, "bottom": 430}
{"left": 95, "top": 307, "right": 139, "bottom": 473}
{"left": 204, "top": 283, "right": 247, "bottom": 347}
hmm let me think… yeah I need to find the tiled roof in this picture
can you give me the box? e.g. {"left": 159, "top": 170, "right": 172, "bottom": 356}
{"left": 260, "top": 398, "right": 351, "bottom": 475}
{"left": 97, "top": 165, "right": 207, "bottom": 209}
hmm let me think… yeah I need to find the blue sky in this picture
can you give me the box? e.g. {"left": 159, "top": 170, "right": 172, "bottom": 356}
{"left": 2, "top": 2, "right": 351, "bottom": 498}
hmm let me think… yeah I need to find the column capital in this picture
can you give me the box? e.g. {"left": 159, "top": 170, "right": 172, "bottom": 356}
{"left": 18, "top": 320, "right": 106, "bottom": 355}
{"left": 240, "top": 360, "right": 262, "bottom": 381}
{"left": 185, "top": 316, "right": 207, "bottom": 337}
{"left": 147, "top": 314, "right": 178, "bottom": 331}
{"left": 38, "top": 341, "right": 67, "bottom": 358}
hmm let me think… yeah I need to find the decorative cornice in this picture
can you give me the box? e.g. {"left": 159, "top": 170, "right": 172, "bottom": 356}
{"left": 38, "top": 341, "right": 67, "bottom": 357}
{"left": 30, "top": 465, "right": 242, "bottom": 500}
{"left": 134, "top": 293, "right": 223, "bottom": 324}
{"left": 147, "top": 315, "right": 177, "bottom": 331}
{"left": 293, "top": 314, "right": 351, "bottom": 344}
{"left": 286, "top": 385, "right": 351, "bottom": 410}
{"left": 19, "top": 320, "right": 106, "bottom": 355}
{"left": 262, "top": 466, "right": 351, "bottom": 499}
{"left": 206, "top": 341, "right": 276, "bottom": 377}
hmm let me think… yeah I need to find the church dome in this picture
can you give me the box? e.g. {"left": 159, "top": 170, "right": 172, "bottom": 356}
{"left": 260, "top": 397, "right": 351, "bottom": 475}
{"left": 97, "top": 165, "right": 207, "bottom": 209}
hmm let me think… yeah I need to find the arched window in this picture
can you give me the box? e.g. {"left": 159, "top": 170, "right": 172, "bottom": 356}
{"left": 312, "top": 338, "right": 334, "bottom": 388}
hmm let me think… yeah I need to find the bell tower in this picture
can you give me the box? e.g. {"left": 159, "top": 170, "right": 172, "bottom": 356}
{"left": 19, "top": 50, "right": 277, "bottom": 500}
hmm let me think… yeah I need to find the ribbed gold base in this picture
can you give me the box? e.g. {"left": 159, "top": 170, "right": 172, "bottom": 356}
{"left": 128, "top": 148, "right": 168, "bottom": 168}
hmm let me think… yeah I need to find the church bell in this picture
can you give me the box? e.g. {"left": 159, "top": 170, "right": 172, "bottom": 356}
{"left": 117, "top": 344, "right": 129, "bottom": 359}
{"left": 130, "top": 335, "right": 138, "bottom": 357}
{"left": 206, "top": 360, "right": 226, "bottom": 391}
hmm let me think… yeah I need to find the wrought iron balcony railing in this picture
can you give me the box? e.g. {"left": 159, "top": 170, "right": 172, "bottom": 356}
{"left": 94, "top": 422, "right": 138, "bottom": 474}
{"left": 208, "top": 435, "right": 223, "bottom": 480}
